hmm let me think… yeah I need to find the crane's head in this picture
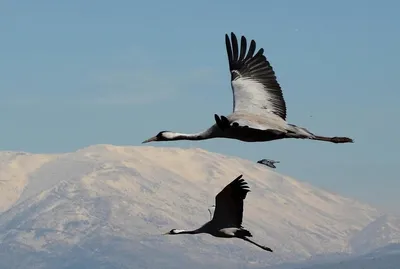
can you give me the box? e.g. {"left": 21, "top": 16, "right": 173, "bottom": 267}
{"left": 142, "top": 131, "right": 175, "bottom": 143}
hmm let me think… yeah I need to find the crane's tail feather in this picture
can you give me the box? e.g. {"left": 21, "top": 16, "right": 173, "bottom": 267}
{"left": 241, "top": 237, "right": 273, "bottom": 252}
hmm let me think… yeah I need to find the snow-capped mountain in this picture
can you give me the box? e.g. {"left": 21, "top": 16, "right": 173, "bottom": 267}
{"left": 298, "top": 244, "right": 400, "bottom": 269}
{"left": 0, "top": 145, "right": 396, "bottom": 268}
{"left": 349, "top": 214, "right": 400, "bottom": 254}
{"left": 0, "top": 151, "right": 55, "bottom": 212}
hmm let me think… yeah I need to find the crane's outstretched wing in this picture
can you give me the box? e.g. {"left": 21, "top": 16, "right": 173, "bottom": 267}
{"left": 225, "top": 32, "right": 287, "bottom": 120}
{"left": 211, "top": 174, "right": 250, "bottom": 228}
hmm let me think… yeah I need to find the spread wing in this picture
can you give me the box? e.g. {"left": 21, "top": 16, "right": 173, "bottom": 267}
{"left": 211, "top": 174, "right": 250, "bottom": 228}
{"left": 225, "top": 32, "right": 287, "bottom": 120}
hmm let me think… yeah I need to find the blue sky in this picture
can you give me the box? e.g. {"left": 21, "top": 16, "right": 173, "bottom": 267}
{"left": 1, "top": 1, "right": 399, "bottom": 213}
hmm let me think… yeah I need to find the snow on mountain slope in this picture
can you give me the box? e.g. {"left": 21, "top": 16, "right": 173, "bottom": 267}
{"left": 349, "top": 215, "right": 400, "bottom": 254}
{"left": 0, "top": 151, "right": 55, "bottom": 212}
{"left": 299, "top": 244, "right": 400, "bottom": 269}
{"left": 0, "top": 145, "right": 382, "bottom": 268}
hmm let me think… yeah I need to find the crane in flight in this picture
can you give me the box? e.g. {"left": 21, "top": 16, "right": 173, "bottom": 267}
{"left": 143, "top": 32, "right": 353, "bottom": 145}
{"left": 164, "top": 174, "right": 273, "bottom": 252}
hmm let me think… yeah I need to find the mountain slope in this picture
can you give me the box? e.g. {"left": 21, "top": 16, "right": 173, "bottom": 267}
{"left": 0, "top": 145, "right": 382, "bottom": 268}
{"left": 0, "top": 151, "right": 55, "bottom": 212}
{"left": 349, "top": 215, "right": 400, "bottom": 254}
{"left": 298, "top": 244, "right": 400, "bottom": 269}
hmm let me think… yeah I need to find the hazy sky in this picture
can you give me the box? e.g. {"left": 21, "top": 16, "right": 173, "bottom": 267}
{"left": 1, "top": 1, "right": 399, "bottom": 213}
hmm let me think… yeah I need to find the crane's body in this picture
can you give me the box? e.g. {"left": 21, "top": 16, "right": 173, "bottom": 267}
{"left": 143, "top": 33, "right": 353, "bottom": 145}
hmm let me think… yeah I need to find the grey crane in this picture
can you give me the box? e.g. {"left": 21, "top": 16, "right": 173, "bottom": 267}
{"left": 142, "top": 33, "right": 353, "bottom": 145}
{"left": 164, "top": 174, "right": 273, "bottom": 252}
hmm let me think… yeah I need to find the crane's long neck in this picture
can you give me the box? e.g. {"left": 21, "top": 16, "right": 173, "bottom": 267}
{"left": 164, "top": 128, "right": 217, "bottom": 141}
{"left": 173, "top": 229, "right": 201, "bottom": 235}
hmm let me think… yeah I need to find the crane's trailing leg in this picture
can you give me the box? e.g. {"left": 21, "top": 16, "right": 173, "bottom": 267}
{"left": 288, "top": 124, "right": 354, "bottom": 144}
{"left": 233, "top": 229, "right": 273, "bottom": 252}
{"left": 241, "top": 237, "right": 273, "bottom": 252}
{"left": 311, "top": 135, "right": 354, "bottom": 143}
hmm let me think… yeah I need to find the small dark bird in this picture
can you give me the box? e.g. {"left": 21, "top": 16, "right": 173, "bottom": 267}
{"left": 257, "top": 159, "right": 280, "bottom": 169}
{"left": 164, "top": 175, "right": 273, "bottom": 252}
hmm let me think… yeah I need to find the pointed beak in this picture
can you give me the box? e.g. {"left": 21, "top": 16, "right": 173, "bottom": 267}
{"left": 142, "top": 136, "right": 157, "bottom": 144}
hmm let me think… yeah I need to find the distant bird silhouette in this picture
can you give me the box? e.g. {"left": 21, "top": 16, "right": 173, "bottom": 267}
{"left": 257, "top": 159, "right": 280, "bottom": 169}
{"left": 164, "top": 175, "right": 273, "bottom": 252}
{"left": 143, "top": 32, "right": 353, "bottom": 145}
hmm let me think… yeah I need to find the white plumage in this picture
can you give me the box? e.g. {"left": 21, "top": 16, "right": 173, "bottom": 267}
{"left": 232, "top": 78, "right": 280, "bottom": 116}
